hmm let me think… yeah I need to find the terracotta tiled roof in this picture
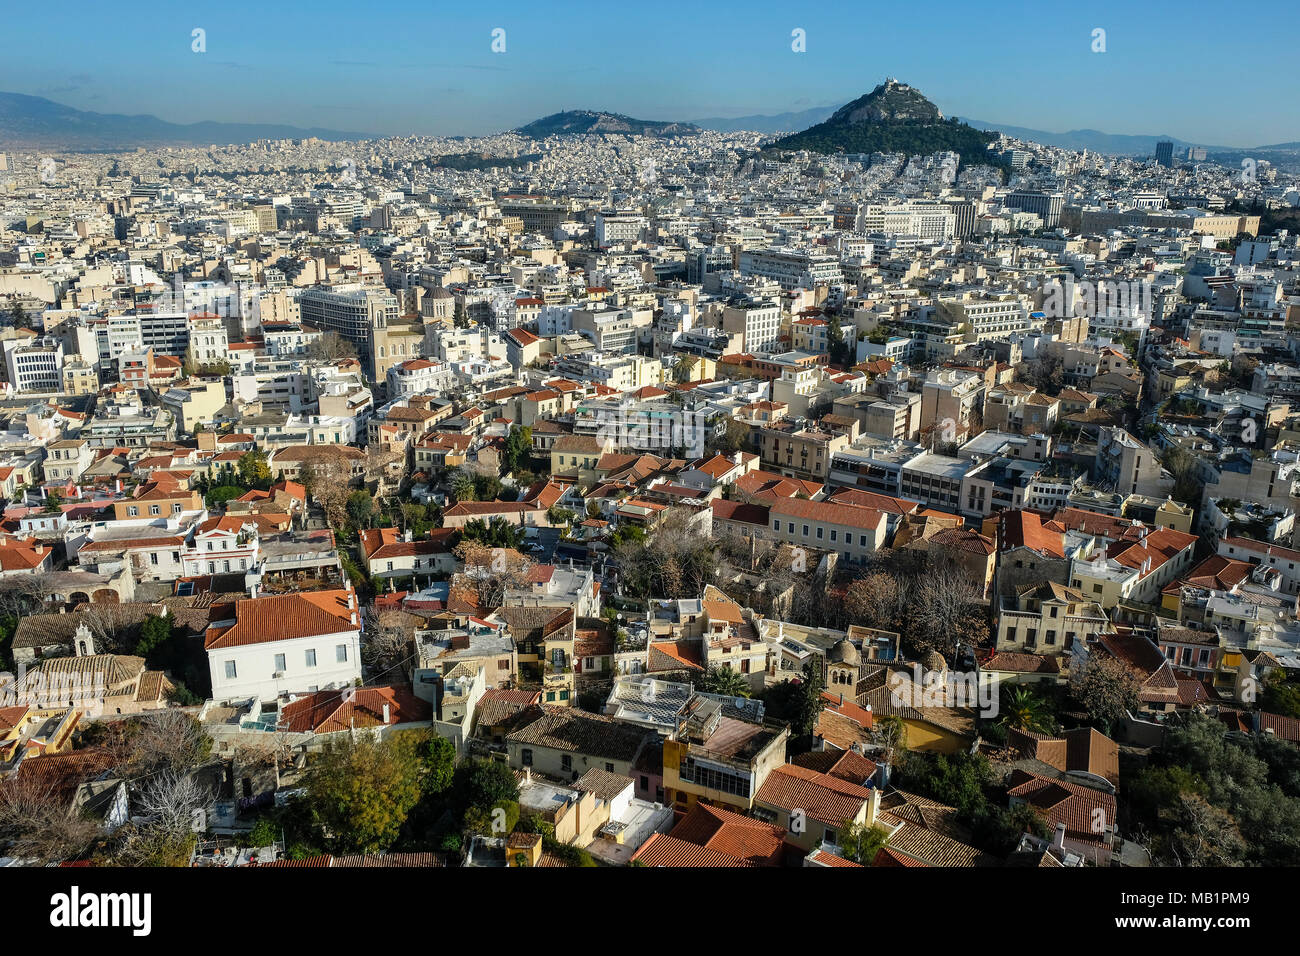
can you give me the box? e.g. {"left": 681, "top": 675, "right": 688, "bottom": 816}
{"left": 754, "top": 764, "right": 872, "bottom": 827}
{"left": 278, "top": 685, "right": 431, "bottom": 734}
{"left": 204, "top": 589, "right": 358, "bottom": 649}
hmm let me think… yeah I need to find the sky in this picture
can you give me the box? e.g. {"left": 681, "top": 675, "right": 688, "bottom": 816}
{"left": 2, "top": 0, "right": 1297, "bottom": 146}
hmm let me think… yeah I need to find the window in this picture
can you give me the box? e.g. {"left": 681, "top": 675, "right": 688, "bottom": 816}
{"left": 224, "top": 660, "right": 237, "bottom": 679}
{"left": 274, "top": 653, "right": 286, "bottom": 672}
{"left": 521, "top": 748, "right": 533, "bottom": 766}
{"left": 605, "top": 762, "right": 615, "bottom": 773}
{"left": 149, "top": 505, "right": 160, "bottom": 516}
{"left": 561, "top": 755, "right": 573, "bottom": 773}
{"left": 127, "top": 506, "right": 138, "bottom": 517}
{"left": 336, "top": 645, "right": 348, "bottom": 663}
{"left": 305, "top": 649, "right": 317, "bottom": 668}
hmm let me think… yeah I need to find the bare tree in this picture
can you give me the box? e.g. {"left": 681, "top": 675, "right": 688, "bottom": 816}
{"left": 911, "top": 559, "right": 983, "bottom": 659}
{"left": 302, "top": 458, "right": 352, "bottom": 528}
{"left": 0, "top": 775, "right": 101, "bottom": 864}
{"left": 363, "top": 608, "right": 417, "bottom": 683}
{"left": 307, "top": 331, "right": 357, "bottom": 363}
{"left": 135, "top": 767, "right": 210, "bottom": 837}
{"left": 0, "top": 576, "right": 48, "bottom": 617}
{"left": 123, "top": 711, "right": 213, "bottom": 779}
{"left": 455, "top": 540, "right": 534, "bottom": 609}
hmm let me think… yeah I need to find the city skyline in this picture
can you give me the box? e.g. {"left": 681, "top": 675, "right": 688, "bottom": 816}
{"left": 2, "top": 0, "right": 1297, "bottom": 146}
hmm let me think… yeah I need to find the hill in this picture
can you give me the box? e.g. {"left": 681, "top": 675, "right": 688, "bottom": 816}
{"left": 765, "top": 80, "right": 1002, "bottom": 170}
{"left": 0, "top": 91, "right": 370, "bottom": 149}
{"left": 515, "top": 110, "right": 700, "bottom": 138}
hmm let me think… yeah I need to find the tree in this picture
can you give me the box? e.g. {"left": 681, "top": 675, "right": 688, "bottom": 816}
{"left": 44, "top": 488, "right": 64, "bottom": 513}
{"left": 502, "top": 426, "right": 533, "bottom": 476}
{"left": 460, "top": 516, "right": 526, "bottom": 550}
{"left": 912, "top": 559, "right": 983, "bottom": 660}
{"left": 0, "top": 775, "right": 101, "bottom": 864}
{"left": 837, "top": 820, "right": 891, "bottom": 864}
{"left": 697, "top": 665, "right": 750, "bottom": 698}
{"left": 121, "top": 711, "right": 213, "bottom": 779}
{"left": 1070, "top": 655, "right": 1141, "bottom": 735}
{"left": 307, "top": 331, "right": 357, "bottom": 363}
{"left": 301, "top": 732, "right": 425, "bottom": 854}
{"left": 844, "top": 571, "right": 905, "bottom": 633}
{"left": 473, "top": 473, "right": 504, "bottom": 502}
{"left": 454, "top": 538, "right": 533, "bottom": 608}
{"left": 133, "top": 614, "right": 174, "bottom": 660}
{"left": 449, "top": 469, "right": 477, "bottom": 503}
{"left": 1000, "top": 686, "right": 1055, "bottom": 735}
{"left": 301, "top": 459, "right": 351, "bottom": 529}
{"left": 454, "top": 758, "right": 519, "bottom": 814}
{"left": 420, "top": 735, "right": 456, "bottom": 797}
{"left": 1019, "top": 353, "right": 1064, "bottom": 394}
{"left": 1161, "top": 444, "right": 1204, "bottom": 506}
{"left": 362, "top": 608, "right": 415, "bottom": 684}
{"left": 0, "top": 577, "right": 47, "bottom": 618}
{"left": 237, "top": 450, "right": 272, "bottom": 490}
{"left": 786, "top": 662, "right": 826, "bottom": 740}
{"left": 346, "top": 490, "right": 375, "bottom": 531}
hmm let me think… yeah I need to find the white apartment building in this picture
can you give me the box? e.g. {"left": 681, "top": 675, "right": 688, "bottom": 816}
{"left": 3, "top": 337, "right": 63, "bottom": 392}
{"left": 206, "top": 589, "right": 363, "bottom": 703}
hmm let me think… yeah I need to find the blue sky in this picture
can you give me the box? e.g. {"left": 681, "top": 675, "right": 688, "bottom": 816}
{"left": 2, "top": 0, "right": 1296, "bottom": 145}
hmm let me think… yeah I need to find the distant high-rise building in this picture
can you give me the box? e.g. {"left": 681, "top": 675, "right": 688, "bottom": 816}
{"left": 1005, "top": 191, "right": 1064, "bottom": 229}
{"left": 1155, "top": 141, "right": 1175, "bottom": 167}
{"left": 1187, "top": 146, "right": 1207, "bottom": 162}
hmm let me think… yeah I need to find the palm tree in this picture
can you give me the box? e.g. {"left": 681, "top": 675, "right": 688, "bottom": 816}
{"left": 1001, "top": 686, "right": 1053, "bottom": 735}
{"left": 701, "top": 665, "right": 750, "bottom": 699}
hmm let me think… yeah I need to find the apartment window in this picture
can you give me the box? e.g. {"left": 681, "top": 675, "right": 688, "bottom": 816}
{"left": 150, "top": 505, "right": 160, "bottom": 516}
{"left": 802, "top": 524, "right": 810, "bottom": 537}
{"left": 128, "top": 506, "right": 138, "bottom": 517}
{"left": 172, "top": 503, "right": 182, "bottom": 514}
{"left": 305, "top": 649, "right": 317, "bottom": 668}
{"left": 274, "top": 653, "right": 286, "bottom": 673}
{"left": 336, "top": 645, "right": 348, "bottom": 663}
{"left": 224, "top": 660, "right": 237, "bottom": 680}
{"left": 150, "top": 553, "right": 159, "bottom": 566}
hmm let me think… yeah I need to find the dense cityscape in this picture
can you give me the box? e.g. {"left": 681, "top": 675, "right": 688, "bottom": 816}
{"left": 0, "top": 47, "right": 1298, "bottom": 894}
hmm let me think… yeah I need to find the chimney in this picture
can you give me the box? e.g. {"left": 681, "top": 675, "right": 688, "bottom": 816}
{"left": 866, "top": 786, "right": 882, "bottom": 827}
{"left": 382, "top": 702, "right": 391, "bottom": 724}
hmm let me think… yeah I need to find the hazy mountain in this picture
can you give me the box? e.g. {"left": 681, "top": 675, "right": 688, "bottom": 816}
{"left": 961, "top": 120, "right": 1215, "bottom": 156}
{"left": 765, "top": 80, "right": 1002, "bottom": 166}
{"left": 0, "top": 92, "right": 371, "bottom": 149}
{"left": 515, "top": 110, "right": 700, "bottom": 138}
{"left": 691, "top": 106, "right": 836, "bottom": 134}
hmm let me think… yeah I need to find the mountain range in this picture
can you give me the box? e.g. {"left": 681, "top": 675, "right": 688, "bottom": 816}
{"left": 0, "top": 91, "right": 369, "bottom": 149}
{"left": 0, "top": 89, "right": 1291, "bottom": 158}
